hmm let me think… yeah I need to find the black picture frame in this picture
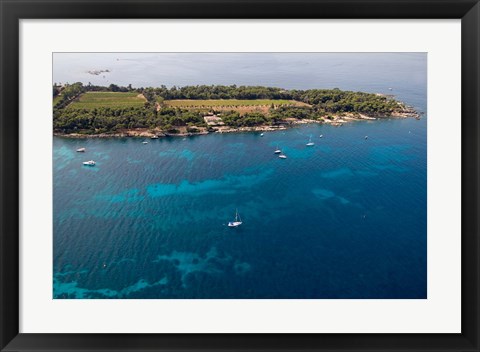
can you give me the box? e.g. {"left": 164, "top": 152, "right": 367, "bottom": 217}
{"left": 1, "top": 0, "right": 479, "bottom": 351}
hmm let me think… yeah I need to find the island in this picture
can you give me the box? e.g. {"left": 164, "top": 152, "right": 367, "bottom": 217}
{"left": 53, "top": 83, "right": 420, "bottom": 138}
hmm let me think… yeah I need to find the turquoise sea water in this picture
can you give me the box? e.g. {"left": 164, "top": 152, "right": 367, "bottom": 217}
{"left": 53, "top": 53, "right": 427, "bottom": 299}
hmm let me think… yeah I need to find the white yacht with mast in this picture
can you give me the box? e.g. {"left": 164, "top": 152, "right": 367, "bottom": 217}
{"left": 306, "top": 135, "right": 315, "bottom": 146}
{"left": 228, "top": 209, "right": 243, "bottom": 228}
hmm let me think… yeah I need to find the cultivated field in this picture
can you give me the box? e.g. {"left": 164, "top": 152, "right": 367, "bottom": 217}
{"left": 164, "top": 99, "right": 305, "bottom": 108}
{"left": 163, "top": 99, "right": 309, "bottom": 114}
{"left": 67, "top": 92, "right": 147, "bottom": 109}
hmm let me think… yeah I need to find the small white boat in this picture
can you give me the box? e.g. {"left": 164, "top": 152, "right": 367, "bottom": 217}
{"left": 274, "top": 146, "right": 282, "bottom": 154}
{"left": 150, "top": 135, "right": 159, "bottom": 139}
{"left": 388, "top": 87, "right": 393, "bottom": 90}
{"left": 365, "top": 136, "right": 368, "bottom": 140}
{"left": 142, "top": 140, "right": 149, "bottom": 144}
{"left": 76, "top": 148, "right": 86, "bottom": 152}
{"left": 306, "top": 136, "right": 315, "bottom": 146}
{"left": 228, "top": 209, "right": 243, "bottom": 228}
{"left": 260, "top": 133, "right": 264, "bottom": 137}
{"left": 278, "top": 154, "right": 287, "bottom": 159}
{"left": 319, "top": 134, "right": 323, "bottom": 138}
{"left": 82, "top": 160, "right": 96, "bottom": 166}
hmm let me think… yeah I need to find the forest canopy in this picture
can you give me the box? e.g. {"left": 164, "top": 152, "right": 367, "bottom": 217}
{"left": 53, "top": 83, "right": 408, "bottom": 134}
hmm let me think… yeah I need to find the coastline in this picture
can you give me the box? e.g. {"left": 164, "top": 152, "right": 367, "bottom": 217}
{"left": 54, "top": 111, "right": 421, "bottom": 139}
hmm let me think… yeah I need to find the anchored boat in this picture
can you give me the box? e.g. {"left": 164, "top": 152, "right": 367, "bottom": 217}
{"left": 228, "top": 209, "right": 243, "bottom": 228}
{"left": 306, "top": 136, "right": 315, "bottom": 146}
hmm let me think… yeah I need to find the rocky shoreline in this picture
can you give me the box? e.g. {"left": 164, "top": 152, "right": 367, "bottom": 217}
{"left": 54, "top": 111, "right": 421, "bottom": 139}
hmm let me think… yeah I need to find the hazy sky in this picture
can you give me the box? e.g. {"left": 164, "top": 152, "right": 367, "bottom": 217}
{"left": 53, "top": 52, "right": 426, "bottom": 92}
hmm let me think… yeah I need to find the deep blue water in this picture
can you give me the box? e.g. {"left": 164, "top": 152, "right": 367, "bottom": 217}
{"left": 53, "top": 53, "right": 427, "bottom": 299}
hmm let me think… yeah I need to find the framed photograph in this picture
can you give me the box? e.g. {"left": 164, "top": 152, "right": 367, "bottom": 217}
{"left": 1, "top": 0, "right": 479, "bottom": 351}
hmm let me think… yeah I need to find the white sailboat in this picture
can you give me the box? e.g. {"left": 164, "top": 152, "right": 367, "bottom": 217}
{"left": 306, "top": 135, "right": 315, "bottom": 146}
{"left": 228, "top": 209, "right": 243, "bottom": 228}
{"left": 278, "top": 154, "right": 287, "bottom": 159}
{"left": 82, "top": 160, "right": 96, "bottom": 166}
{"left": 274, "top": 146, "right": 282, "bottom": 154}
{"left": 76, "top": 147, "right": 86, "bottom": 152}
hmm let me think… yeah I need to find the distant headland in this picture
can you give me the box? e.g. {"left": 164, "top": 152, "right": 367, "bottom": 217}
{"left": 53, "top": 83, "right": 420, "bottom": 138}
